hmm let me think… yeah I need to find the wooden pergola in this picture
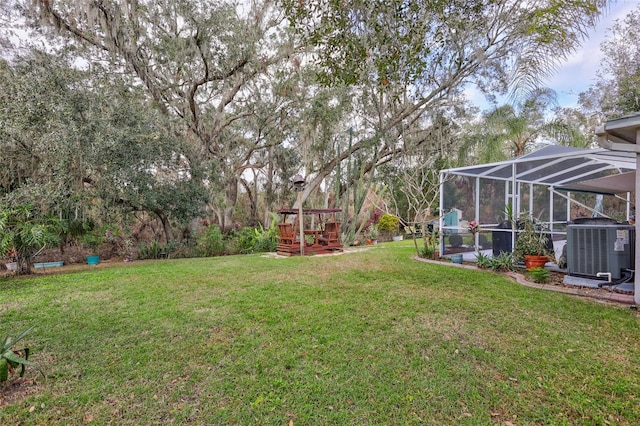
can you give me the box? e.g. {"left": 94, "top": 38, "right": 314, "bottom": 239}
{"left": 276, "top": 208, "right": 343, "bottom": 256}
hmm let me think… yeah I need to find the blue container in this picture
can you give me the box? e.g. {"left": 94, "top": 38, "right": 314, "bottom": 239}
{"left": 34, "top": 261, "right": 64, "bottom": 268}
{"left": 451, "top": 254, "right": 463, "bottom": 264}
{"left": 86, "top": 255, "right": 100, "bottom": 265}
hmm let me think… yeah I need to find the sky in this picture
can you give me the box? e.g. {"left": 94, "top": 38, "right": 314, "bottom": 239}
{"left": 544, "top": 0, "right": 640, "bottom": 108}
{"left": 466, "top": 1, "right": 640, "bottom": 110}
{"left": 4, "top": 1, "right": 636, "bottom": 112}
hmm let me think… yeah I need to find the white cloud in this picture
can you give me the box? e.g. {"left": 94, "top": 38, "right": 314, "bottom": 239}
{"left": 545, "top": 1, "right": 640, "bottom": 108}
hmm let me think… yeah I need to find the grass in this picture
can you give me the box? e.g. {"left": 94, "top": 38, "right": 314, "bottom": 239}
{"left": 1, "top": 242, "right": 640, "bottom": 424}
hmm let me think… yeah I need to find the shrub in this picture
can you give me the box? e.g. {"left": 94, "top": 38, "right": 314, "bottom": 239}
{"left": 421, "top": 227, "right": 439, "bottom": 259}
{"left": 529, "top": 267, "right": 551, "bottom": 283}
{"left": 234, "top": 227, "right": 257, "bottom": 254}
{"left": 80, "top": 226, "right": 104, "bottom": 255}
{"left": 253, "top": 225, "right": 278, "bottom": 253}
{"left": 137, "top": 240, "right": 167, "bottom": 260}
{"left": 167, "top": 242, "right": 197, "bottom": 259}
{"left": 235, "top": 223, "right": 278, "bottom": 254}
{"left": 198, "top": 225, "right": 226, "bottom": 257}
{"left": 475, "top": 252, "right": 492, "bottom": 269}
{"left": 420, "top": 246, "right": 436, "bottom": 259}
{"left": 471, "top": 251, "right": 521, "bottom": 272}
{"left": 489, "top": 252, "right": 516, "bottom": 272}
{"left": 377, "top": 214, "right": 400, "bottom": 235}
{"left": 475, "top": 252, "right": 516, "bottom": 272}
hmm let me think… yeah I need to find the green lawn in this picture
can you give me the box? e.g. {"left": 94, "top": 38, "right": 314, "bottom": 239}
{"left": 1, "top": 242, "right": 639, "bottom": 425}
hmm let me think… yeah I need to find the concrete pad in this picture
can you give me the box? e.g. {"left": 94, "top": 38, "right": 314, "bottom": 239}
{"left": 563, "top": 275, "right": 603, "bottom": 289}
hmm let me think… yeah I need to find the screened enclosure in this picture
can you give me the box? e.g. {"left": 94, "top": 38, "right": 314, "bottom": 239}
{"left": 438, "top": 146, "right": 636, "bottom": 257}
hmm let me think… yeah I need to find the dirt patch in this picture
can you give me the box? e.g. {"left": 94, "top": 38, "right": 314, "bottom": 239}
{"left": 260, "top": 246, "right": 371, "bottom": 259}
{"left": 0, "top": 377, "right": 42, "bottom": 408}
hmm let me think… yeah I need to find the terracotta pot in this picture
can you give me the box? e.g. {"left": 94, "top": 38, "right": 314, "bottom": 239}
{"left": 524, "top": 255, "right": 548, "bottom": 269}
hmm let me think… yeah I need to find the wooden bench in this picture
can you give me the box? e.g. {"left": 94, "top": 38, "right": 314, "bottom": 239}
{"left": 319, "top": 222, "right": 340, "bottom": 246}
{"left": 278, "top": 223, "right": 296, "bottom": 245}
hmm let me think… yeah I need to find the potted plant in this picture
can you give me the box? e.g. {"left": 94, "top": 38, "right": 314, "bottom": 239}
{"left": 514, "top": 214, "right": 554, "bottom": 269}
{"left": 378, "top": 213, "right": 402, "bottom": 241}
{"left": 467, "top": 219, "right": 480, "bottom": 251}
{"left": 467, "top": 219, "right": 479, "bottom": 236}
{"left": 4, "top": 249, "right": 17, "bottom": 272}
{"left": 81, "top": 227, "right": 103, "bottom": 265}
{"left": 365, "top": 224, "right": 379, "bottom": 244}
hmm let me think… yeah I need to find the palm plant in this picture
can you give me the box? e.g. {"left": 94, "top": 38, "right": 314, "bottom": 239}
{"left": 0, "top": 204, "right": 61, "bottom": 274}
{"left": 1, "top": 325, "right": 43, "bottom": 382}
{"left": 459, "top": 88, "right": 581, "bottom": 165}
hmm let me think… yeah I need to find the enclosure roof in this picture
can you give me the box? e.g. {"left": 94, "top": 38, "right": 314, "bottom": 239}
{"left": 441, "top": 145, "right": 636, "bottom": 187}
{"left": 597, "top": 112, "right": 640, "bottom": 148}
{"left": 555, "top": 171, "right": 635, "bottom": 195}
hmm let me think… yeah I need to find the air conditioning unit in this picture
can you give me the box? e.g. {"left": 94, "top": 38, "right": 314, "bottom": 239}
{"left": 566, "top": 224, "right": 635, "bottom": 279}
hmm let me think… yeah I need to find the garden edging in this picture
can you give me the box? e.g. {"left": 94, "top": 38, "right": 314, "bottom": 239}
{"left": 413, "top": 256, "right": 635, "bottom": 306}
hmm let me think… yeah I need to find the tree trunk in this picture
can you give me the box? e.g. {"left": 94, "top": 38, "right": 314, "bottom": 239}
{"left": 223, "top": 207, "right": 234, "bottom": 232}
{"left": 220, "top": 177, "right": 239, "bottom": 232}
{"left": 153, "top": 210, "right": 172, "bottom": 243}
{"left": 264, "top": 145, "right": 276, "bottom": 227}
{"left": 16, "top": 254, "right": 31, "bottom": 275}
{"left": 240, "top": 176, "right": 259, "bottom": 226}
{"left": 213, "top": 208, "right": 224, "bottom": 230}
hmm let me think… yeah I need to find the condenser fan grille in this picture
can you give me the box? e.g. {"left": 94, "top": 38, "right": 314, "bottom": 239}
{"left": 567, "top": 224, "right": 634, "bottom": 280}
